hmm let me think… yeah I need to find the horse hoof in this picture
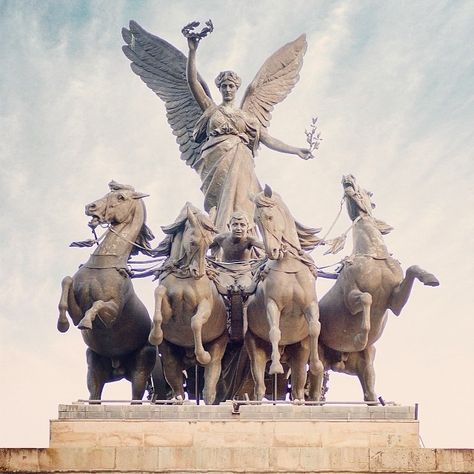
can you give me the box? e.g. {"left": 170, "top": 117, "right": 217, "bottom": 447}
{"left": 421, "top": 273, "right": 440, "bottom": 287}
{"left": 269, "top": 361, "right": 284, "bottom": 375}
{"left": 292, "top": 398, "right": 304, "bottom": 405}
{"left": 172, "top": 395, "right": 184, "bottom": 405}
{"left": 78, "top": 319, "right": 92, "bottom": 330}
{"left": 197, "top": 351, "right": 211, "bottom": 365}
{"left": 57, "top": 319, "right": 70, "bottom": 333}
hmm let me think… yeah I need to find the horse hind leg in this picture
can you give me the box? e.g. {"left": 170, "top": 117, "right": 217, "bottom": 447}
{"left": 86, "top": 348, "right": 111, "bottom": 403}
{"left": 390, "top": 265, "right": 440, "bottom": 316}
{"left": 159, "top": 340, "right": 185, "bottom": 401}
{"left": 347, "top": 289, "right": 372, "bottom": 351}
{"left": 57, "top": 276, "right": 73, "bottom": 332}
{"left": 128, "top": 345, "right": 157, "bottom": 402}
{"left": 286, "top": 339, "right": 310, "bottom": 403}
{"left": 244, "top": 331, "right": 268, "bottom": 401}
{"left": 266, "top": 299, "right": 284, "bottom": 374}
{"left": 202, "top": 332, "right": 228, "bottom": 405}
{"left": 149, "top": 285, "right": 168, "bottom": 346}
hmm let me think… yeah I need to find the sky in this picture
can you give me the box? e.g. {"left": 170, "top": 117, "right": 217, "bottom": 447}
{"left": 0, "top": 0, "right": 473, "bottom": 449}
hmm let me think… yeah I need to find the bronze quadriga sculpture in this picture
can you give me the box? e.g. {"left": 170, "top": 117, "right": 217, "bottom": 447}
{"left": 57, "top": 181, "right": 157, "bottom": 401}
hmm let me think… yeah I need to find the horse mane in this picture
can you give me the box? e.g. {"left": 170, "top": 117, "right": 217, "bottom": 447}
{"left": 153, "top": 203, "right": 217, "bottom": 260}
{"left": 295, "top": 220, "right": 323, "bottom": 251}
{"left": 131, "top": 223, "right": 156, "bottom": 256}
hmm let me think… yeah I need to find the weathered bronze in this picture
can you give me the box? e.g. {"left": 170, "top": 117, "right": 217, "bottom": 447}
{"left": 148, "top": 203, "right": 228, "bottom": 405}
{"left": 245, "top": 186, "right": 324, "bottom": 401}
{"left": 122, "top": 21, "right": 312, "bottom": 232}
{"left": 57, "top": 181, "right": 158, "bottom": 401}
{"left": 314, "top": 175, "right": 439, "bottom": 402}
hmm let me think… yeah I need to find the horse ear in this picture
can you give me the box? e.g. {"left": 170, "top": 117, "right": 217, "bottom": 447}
{"left": 132, "top": 192, "right": 149, "bottom": 199}
{"left": 264, "top": 184, "right": 272, "bottom": 198}
{"left": 186, "top": 204, "right": 197, "bottom": 224}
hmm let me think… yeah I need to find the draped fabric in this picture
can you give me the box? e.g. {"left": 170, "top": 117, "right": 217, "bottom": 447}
{"left": 193, "top": 105, "right": 262, "bottom": 231}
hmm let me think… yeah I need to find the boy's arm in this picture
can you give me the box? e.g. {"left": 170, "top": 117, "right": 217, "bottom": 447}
{"left": 248, "top": 237, "right": 265, "bottom": 251}
{"left": 209, "top": 234, "right": 225, "bottom": 259}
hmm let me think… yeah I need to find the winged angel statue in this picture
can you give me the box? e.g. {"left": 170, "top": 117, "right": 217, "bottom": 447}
{"left": 122, "top": 21, "right": 312, "bottom": 231}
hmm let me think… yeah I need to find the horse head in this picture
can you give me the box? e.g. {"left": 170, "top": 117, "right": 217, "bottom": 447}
{"left": 342, "top": 175, "right": 393, "bottom": 235}
{"left": 254, "top": 185, "right": 302, "bottom": 260}
{"left": 85, "top": 180, "right": 149, "bottom": 228}
{"left": 158, "top": 202, "right": 217, "bottom": 278}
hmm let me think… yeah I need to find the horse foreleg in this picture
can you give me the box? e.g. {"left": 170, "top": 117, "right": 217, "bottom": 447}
{"left": 244, "top": 331, "right": 268, "bottom": 401}
{"left": 389, "top": 265, "right": 439, "bottom": 316}
{"left": 202, "top": 332, "right": 228, "bottom": 405}
{"left": 57, "top": 276, "right": 72, "bottom": 332}
{"left": 86, "top": 348, "right": 111, "bottom": 403}
{"left": 149, "top": 285, "right": 168, "bottom": 345}
{"left": 347, "top": 289, "right": 372, "bottom": 351}
{"left": 191, "top": 299, "right": 212, "bottom": 365}
{"left": 303, "top": 301, "right": 324, "bottom": 377}
{"left": 266, "top": 299, "right": 283, "bottom": 375}
{"left": 78, "top": 300, "right": 119, "bottom": 330}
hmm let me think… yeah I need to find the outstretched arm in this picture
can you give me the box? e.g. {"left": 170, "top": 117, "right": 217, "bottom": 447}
{"left": 260, "top": 129, "right": 313, "bottom": 160}
{"left": 187, "top": 38, "right": 212, "bottom": 111}
{"left": 248, "top": 237, "right": 265, "bottom": 251}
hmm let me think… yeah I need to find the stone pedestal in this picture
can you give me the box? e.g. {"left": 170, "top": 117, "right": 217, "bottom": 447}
{"left": 1, "top": 403, "right": 473, "bottom": 473}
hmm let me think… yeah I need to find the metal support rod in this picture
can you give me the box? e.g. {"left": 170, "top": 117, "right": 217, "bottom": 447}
{"left": 273, "top": 373, "right": 277, "bottom": 404}
{"left": 195, "top": 365, "right": 200, "bottom": 406}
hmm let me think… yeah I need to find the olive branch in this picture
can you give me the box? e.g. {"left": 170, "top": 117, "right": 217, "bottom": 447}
{"left": 305, "top": 116, "right": 322, "bottom": 159}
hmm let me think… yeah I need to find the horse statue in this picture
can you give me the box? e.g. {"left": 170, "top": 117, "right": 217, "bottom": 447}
{"left": 245, "top": 186, "right": 324, "bottom": 401}
{"left": 148, "top": 202, "right": 228, "bottom": 405}
{"left": 316, "top": 174, "right": 439, "bottom": 402}
{"left": 56, "top": 181, "right": 158, "bottom": 401}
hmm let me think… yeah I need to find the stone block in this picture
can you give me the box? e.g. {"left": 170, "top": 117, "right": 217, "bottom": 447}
{"left": 38, "top": 447, "right": 115, "bottom": 471}
{"left": 273, "top": 421, "right": 323, "bottom": 447}
{"left": 436, "top": 448, "right": 474, "bottom": 472}
{"left": 114, "top": 447, "right": 159, "bottom": 471}
{"left": 0, "top": 448, "right": 40, "bottom": 471}
{"left": 369, "top": 447, "right": 437, "bottom": 472}
{"left": 143, "top": 422, "right": 194, "bottom": 447}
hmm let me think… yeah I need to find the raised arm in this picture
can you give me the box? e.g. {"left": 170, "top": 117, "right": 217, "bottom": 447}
{"left": 260, "top": 129, "right": 313, "bottom": 160}
{"left": 187, "top": 38, "right": 212, "bottom": 111}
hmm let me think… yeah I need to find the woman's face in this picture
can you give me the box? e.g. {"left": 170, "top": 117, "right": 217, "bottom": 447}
{"left": 220, "top": 80, "right": 238, "bottom": 103}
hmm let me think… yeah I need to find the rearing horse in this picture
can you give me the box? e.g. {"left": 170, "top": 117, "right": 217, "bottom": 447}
{"left": 316, "top": 174, "right": 439, "bottom": 402}
{"left": 56, "top": 181, "right": 157, "bottom": 401}
{"left": 148, "top": 203, "right": 228, "bottom": 405}
{"left": 246, "top": 186, "right": 324, "bottom": 401}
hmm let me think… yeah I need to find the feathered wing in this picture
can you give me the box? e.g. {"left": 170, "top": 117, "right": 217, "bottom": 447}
{"left": 122, "top": 21, "right": 212, "bottom": 168}
{"left": 241, "top": 34, "right": 307, "bottom": 128}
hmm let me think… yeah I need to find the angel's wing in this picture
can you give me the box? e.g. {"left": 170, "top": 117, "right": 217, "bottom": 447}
{"left": 241, "top": 35, "right": 307, "bottom": 128}
{"left": 122, "top": 21, "right": 212, "bottom": 168}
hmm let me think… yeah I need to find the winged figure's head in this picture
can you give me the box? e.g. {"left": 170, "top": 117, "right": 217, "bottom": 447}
{"left": 215, "top": 71, "right": 241, "bottom": 104}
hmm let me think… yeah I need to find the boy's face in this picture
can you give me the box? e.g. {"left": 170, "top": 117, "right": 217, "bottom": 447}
{"left": 230, "top": 217, "right": 248, "bottom": 239}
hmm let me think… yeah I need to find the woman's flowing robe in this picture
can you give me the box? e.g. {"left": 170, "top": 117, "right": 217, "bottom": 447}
{"left": 193, "top": 105, "right": 262, "bottom": 231}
